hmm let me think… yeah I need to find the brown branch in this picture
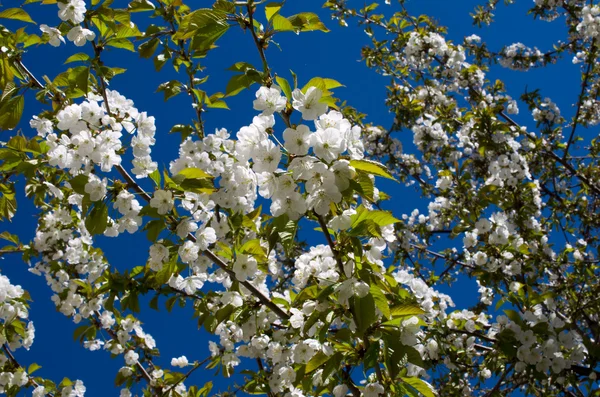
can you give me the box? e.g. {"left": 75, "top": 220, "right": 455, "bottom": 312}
{"left": 0, "top": 248, "right": 25, "bottom": 256}
{"left": 483, "top": 364, "right": 512, "bottom": 397}
{"left": 2, "top": 344, "right": 55, "bottom": 396}
{"left": 342, "top": 366, "right": 361, "bottom": 397}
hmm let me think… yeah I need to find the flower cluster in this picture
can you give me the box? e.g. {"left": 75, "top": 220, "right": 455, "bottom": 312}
{"left": 36, "top": 90, "right": 157, "bottom": 178}
{"left": 39, "top": 0, "right": 95, "bottom": 48}
{"left": 577, "top": 5, "right": 600, "bottom": 39}
{"left": 498, "top": 43, "right": 543, "bottom": 71}
{"left": 0, "top": 273, "right": 88, "bottom": 396}
{"left": 489, "top": 308, "right": 587, "bottom": 375}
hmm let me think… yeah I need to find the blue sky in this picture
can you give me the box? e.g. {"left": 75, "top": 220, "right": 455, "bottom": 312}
{"left": 0, "top": 0, "right": 582, "bottom": 395}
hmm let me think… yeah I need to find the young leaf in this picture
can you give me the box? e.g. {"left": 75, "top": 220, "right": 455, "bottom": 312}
{"left": 0, "top": 95, "right": 25, "bottom": 130}
{"left": 370, "top": 284, "right": 391, "bottom": 319}
{"left": 0, "top": 8, "right": 36, "bottom": 24}
{"left": 305, "top": 352, "right": 329, "bottom": 373}
{"left": 351, "top": 205, "right": 400, "bottom": 227}
{"left": 64, "top": 53, "right": 91, "bottom": 64}
{"left": 176, "top": 168, "right": 212, "bottom": 180}
{"left": 350, "top": 293, "right": 376, "bottom": 335}
{"left": 401, "top": 377, "right": 438, "bottom": 397}
{"left": 276, "top": 76, "right": 292, "bottom": 99}
{"left": 288, "top": 12, "right": 329, "bottom": 33}
{"left": 350, "top": 159, "right": 397, "bottom": 181}
{"left": 138, "top": 38, "right": 160, "bottom": 58}
{"left": 390, "top": 304, "right": 425, "bottom": 317}
{"left": 265, "top": 2, "right": 283, "bottom": 21}
{"left": 85, "top": 202, "right": 108, "bottom": 235}
{"left": 272, "top": 14, "right": 294, "bottom": 32}
{"left": 157, "top": 80, "right": 183, "bottom": 101}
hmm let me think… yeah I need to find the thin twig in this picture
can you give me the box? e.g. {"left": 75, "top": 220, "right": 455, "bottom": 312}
{"left": 161, "top": 356, "right": 211, "bottom": 396}
{"left": 247, "top": 2, "right": 271, "bottom": 86}
{"left": 563, "top": 40, "right": 595, "bottom": 159}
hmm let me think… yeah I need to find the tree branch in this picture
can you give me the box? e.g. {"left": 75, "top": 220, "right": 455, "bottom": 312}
{"left": 2, "top": 344, "right": 55, "bottom": 396}
{"left": 563, "top": 40, "right": 595, "bottom": 159}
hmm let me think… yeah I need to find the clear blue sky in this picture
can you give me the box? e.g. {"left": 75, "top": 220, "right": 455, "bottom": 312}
{"left": 1, "top": 0, "right": 580, "bottom": 395}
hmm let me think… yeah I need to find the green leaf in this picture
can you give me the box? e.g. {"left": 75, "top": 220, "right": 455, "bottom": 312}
{"left": 350, "top": 293, "right": 376, "bottom": 335}
{"left": 85, "top": 202, "right": 108, "bottom": 235}
{"left": 225, "top": 71, "right": 261, "bottom": 97}
{"left": 115, "top": 23, "right": 142, "bottom": 39}
{"left": 302, "top": 77, "right": 327, "bottom": 92}
{"left": 351, "top": 205, "right": 400, "bottom": 228}
{"left": 149, "top": 294, "right": 159, "bottom": 311}
{"left": 383, "top": 332, "right": 425, "bottom": 376}
{"left": 288, "top": 12, "right": 329, "bottom": 33}
{"left": 179, "top": 178, "right": 215, "bottom": 194}
{"left": 265, "top": 2, "right": 283, "bottom": 21}
{"left": 27, "top": 363, "right": 42, "bottom": 374}
{"left": 302, "top": 77, "right": 343, "bottom": 93}
{"left": 174, "top": 9, "right": 229, "bottom": 52}
{"left": 401, "top": 377, "right": 438, "bottom": 397}
{"left": 0, "top": 95, "right": 24, "bottom": 130}
{"left": 7, "top": 135, "right": 26, "bottom": 151}
{"left": 0, "top": 8, "right": 35, "bottom": 24}
{"left": 176, "top": 167, "right": 212, "bottom": 180}
{"left": 138, "top": 38, "right": 160, "bottom": 58}
{"left": 0, "top": 231, "right": 19, "bottom": 245}
{"left": 504, "top": 309, "right": 524, "bottom": 325}
{"left": 350, "top": 159, "right": 397, "bottom": 181}
{"left": 169, "top": 124, "right": 194, "bottom": 141}
{"left": 286, "top": 68, "right": 296, "bottom": 89}
{"left": 275, "top": 76, "right": 292, "bottom": 99}
{"left": 305, "top": 352, "right": 329, "bottom": 373}
{"left": 144, "top": 219, "right": 164, "bottom": 242}
{"left": 106, "top": 38, "right": 135, "bottom": 52}
{"left": 128, "top": 0, "right": 155, "bottom": 12}
{"left": 64, "top": 53, "right": 91, "bottom": 64}
{"left": 390, "top": 304, "right": 425, "bottom": 317}
{"left": 149, "top": 169, "right": 161, "bottom": 187}
{"left": 227, "top": 62, "right": 256, "bottom": 73}
{"left": 323, "top": 78, "right": 343, "bottom": 89}
{"left": 371, "top": 284, "right": 391, "bottom": 319}
{"left": 363, "top": 341, "right": 380, "bottom": 370}
{"left": 206, "top": 93, "right": 229, "bottom": 109}
{"left": 355, "top": 171, "right": 375, "bottom": 201}
{"left": 68, "top": 66, "right": 90, "bottom": 96}
{"left": 213, "top": 0, "right": 235, "bottom": 13}
{"left": 157, "top": 80, "right": 183, "bottom": 101}
{"left": 69, "top": 175, "right": 89, "bottom": 195}
{"left": 0, "top": 183, "right": 17, "bottom": 221}
{"left": 272, "top": 14, "right": 294, "bottom": 32}
{"left": 239, "top": 239, "right": 267, "bottom": 262}
{"left": 347, "top": 219, "right": 381, "bottom": 238}
{"left": 155, "top": 260, "right": 177, "bottom": 286}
